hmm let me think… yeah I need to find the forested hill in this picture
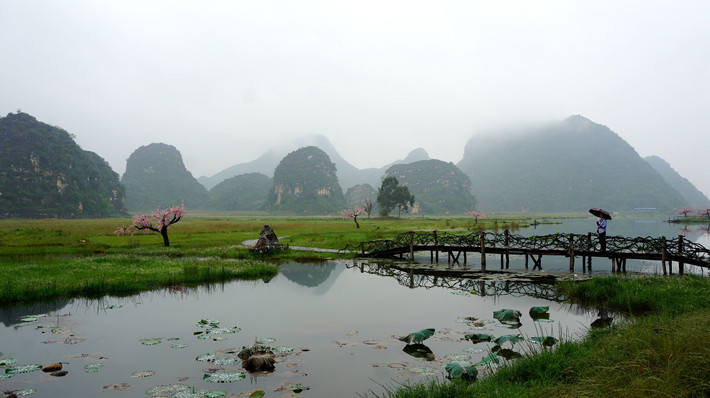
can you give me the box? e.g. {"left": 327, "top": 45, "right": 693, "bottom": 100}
{"left": 645, "top": 155, "right": 710, "bottom": 208}
{"left": 384, "top": 159, "right": 475, "bottom": 214}
{"left": 0, "top": 112, "right": 126, "bottom": 218}
{"left": 266, "top": 146, "right": 346, "bottom": 214}
{"left": 457, "top": 115, "right": 687, "bottom": 212}
{"left": 121, "top": 143, "right": 209, "bottom": 211}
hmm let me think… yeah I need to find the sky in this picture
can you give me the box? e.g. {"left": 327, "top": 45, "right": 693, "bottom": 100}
{"left": 1, "top": 1, "right": 708, "bottom": 196}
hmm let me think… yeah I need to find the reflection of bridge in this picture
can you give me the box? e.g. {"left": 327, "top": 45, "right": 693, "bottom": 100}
{"left": 345, "top": 260, "right": 567, "bottom": 301}
{"left": 345, "top": 231, "right": 710, "bottom": 274}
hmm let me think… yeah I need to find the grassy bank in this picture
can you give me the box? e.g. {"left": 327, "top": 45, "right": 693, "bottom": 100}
{"left": 0, "top": 214, "right": 535, "bottom": 304}
{"left": 376, "top": 275, "right": 710, "bottom": 397}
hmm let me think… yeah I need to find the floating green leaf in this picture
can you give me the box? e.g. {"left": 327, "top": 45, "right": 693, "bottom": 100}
{"left": 398, "top": 328, "right": 435, "bottom": 344}
{"left": 145, "top": 384, "right": 192, "bottom": 397}
{"left": 494, "top": 347, "right": 522, "bottom": 360}
{"left": 206, "top": 327, "right": 241, "bottom": 335}
{"left": 529, "top": 306, "right": 551, "bottom": 320}
{"left": 256, "top": 337, "right": 275, "bottom": 344}
{"left": 141, "top": 339, "right": 161, "bottom": 345}
{"left": 170, "top": 343, "right": 188, "bottom": 349}
{"left": 291, "top": 383, "right": 310, "bottom": 393}
{"left": 198, "top": 319, "right": 220, "bottom": 328}
{"left": 272, "top": 346, "right": 294, "bottom": 353}
{"left": 444, "top": 354, "right": 471, "bottom": 362}
{"left": 0, "top": 357, "right": 17, "bottom": 366}
{"left": 492, "top": 334, "right": 525, "bottom": 346}
{"left": 84, "top": 363, "right": 103, "bottom": 373}
{"left": 196, "top": 353, "right": 215, "bottom": 362}
{"left": 249, "top": 390, "right": 265, "bottom": 398}
{"left": 531, "top": 336, "right": 559, "bottom": 347}
{"left": 0, "top": 374, "right": 12, "bottom": 379}
{"left": 402, "top": 344, "right": 434, "bottom": 361}
{"left": 444, "top": 361, "right": 478, "bottom": 380}
{"left": 475, "top": 353, "right": 499, "bottom": 366}
{"left": 465, "top": 333, "right": 494, "bottom": 343}
{"left": 12, "top": 388, "right": 36, "bottom": 396}
{"left": 456, "top": 316, "right": 478, "bottom": 324}
{"left": 493, "top": 309, "right": 522, "bottom": 325}
{"left": 5, "top": 364, "right": 42, "bottom": 374}
{"left": 212, "top": 357, "right": 240, "bottom": 366}
{"left": 131, "top": 370, "right": 155, "bottom": 377}
{"left": 206, "top": 391, "right": 228, "bottom": 398}
{"left": 203, "top": 371, "right": 246, "bottom": 383}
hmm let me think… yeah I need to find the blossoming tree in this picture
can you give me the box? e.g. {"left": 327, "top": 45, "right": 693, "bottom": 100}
{"left": 677, "top": 206, "right": 695, "bottom": 218}
{"left": 465, "top": 210, "right": 486, "bottom": 225}
{"left": 697, "top": 207, "right": 710, "bottom": 220}
{"left": 115, "top": 202, "right": 185, "bottom": 246}
{"left": 341, "top": 206, "right": 365, "bottom": 228}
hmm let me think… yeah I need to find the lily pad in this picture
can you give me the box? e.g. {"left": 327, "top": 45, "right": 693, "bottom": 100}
{"left": 291, "top": 383, "right": 310, "bottom": 393}
{"left": 444, "top": 354, "right": 471, "bottom": 361}
{"left": 203, "top": 370, "right": 246, "bottom": 383}
{"left": 0, "top": 374, "right": 12, "bottom": 379}
{"left": 445, "top": 361, "right": 478, "bottom": 380}
{"left": 493, "top": 347, "right": 522, "bottom": 360}
{"left": 529, "top": 306, "right": 551, "bottom": 320}
{"left": 456, "top": 316, "right": 478, "bottom": 324}
{"left": 402, "top": 344, "right": 434, "bottom": 361}
{"left": 531, "top": 336, "right": 559, "bottom": 347}
{"left": 206, "top": 392, "right": 228, "bottom": 398}
{"left": 475, "top": 352, "right": 500, "bottom": 366}
{"left": 271, "top": 346, "right": 294, "bottom": 353}
{"left": 141, "top": 339, "right": 161, "bottom": 346}
{"left": 212, "top": 357, "right": 240, "bottom": 366}
{"left": 492, "top": 334, "right": 525, "bottom": 346}
{"left": 0, "top": 357, "right": 18, "bottom": 366}
{"left": 206, "top": 327, "right": 241, "bottom": 335}
{"left": 196, "top": 353, "right": 216, "bottom": 362}
{"left": 249, "top": 390, "right": 265, "bottom": 398}
{"left": 145, "top": 383, "right": 192, "bottom": 396}
{"left": 256, "top": 337, "right": 275, "bottom": 344}
{"left": 5, "top": 364, "right": 42, "bottom": 374}
{"left": 406, "top": 366, "right": 438, "bottom": 375}
{"left": 12, "top": 389, "right": 36, "bottom": 396}
{"left": 465, "top": 333, "right": 494, "bottom": 343}
{"left": 170, "top": 343, "right": 189, "bottom": 349}
{"left": 398, "top": 328, "right": 435, "bottom": 344}
{"left": 198, "top": 319, "right": 220, "bottom": 328}
{"left": 84, "top": 363, "right": 103, "bottom": 373}
{"left": 131, "top": 370, "right": 155, "bottom": 377}
{"left": 493, "top": 309, "right": 522, "bottom": 325}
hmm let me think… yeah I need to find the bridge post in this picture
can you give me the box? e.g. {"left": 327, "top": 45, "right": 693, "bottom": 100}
{"left": 504, "top": 229, "right": 510, "bottom": 269}
{"left": 433, "top": 230, "right": 438, "bottom": 263}
{"left": 678, "top": 235, "right": 685, "bottom": 275}
{"left": 569, "top": 234, "right": 575, "bottom": 271}
{"left": 480, "top": 232, "right": 487, "bottom": 272}
{"left": 587, "top": 233, "right": 592, "bottom": 270}
{"left": 409, "top": 231, "right": 414, "bottom": 261}
{"left": 661, "top": 236, "right": 667, "bottom": 275}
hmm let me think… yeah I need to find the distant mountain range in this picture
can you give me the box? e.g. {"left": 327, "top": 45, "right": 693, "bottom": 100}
{"left": 3, "top": 111, "right": 708, "bottom": 217}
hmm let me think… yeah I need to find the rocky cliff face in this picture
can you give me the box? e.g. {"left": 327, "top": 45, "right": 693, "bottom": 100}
{"left": 121, "top": 143, "right": 209, "bottom": 211}
{"left": 0, "top": 112, "right": 126, "bottom": 218}
{"left": 266, "top": 146, "right": 345, "bottom": 214}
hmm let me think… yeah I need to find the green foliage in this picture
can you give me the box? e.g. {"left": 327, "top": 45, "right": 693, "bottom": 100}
{"left": 444, "top": 362, "right": 478, "bottom": 380}
{"left": 0, "top": 112, "right": 126, "bottom": 218}
{"left": 377, "top": 176, "right": 415, "bottom": 217}
{"left": 384, "top": 160, "right": 476, "bottom": 214}
{"left": 457, "top": 115, "right": 687, "bottom": 212}
{"left": 121, "top": 143, "right": 209, "bottom": 211}
{"left": 266, "top": 146, "right": 346, "bottom": 214}
{"left": 205, "top": 173, "right": 271, "bottom": 211}
{"left": 398, "top": 328, "right": 435, "bottom": 344}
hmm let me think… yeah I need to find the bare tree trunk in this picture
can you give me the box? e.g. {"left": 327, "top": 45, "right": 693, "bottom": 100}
{"left": 160, "top": 226, "right": 170, "bottom": 246}
{"left": 354, "top": 215, "right": 360, "bottom": 229}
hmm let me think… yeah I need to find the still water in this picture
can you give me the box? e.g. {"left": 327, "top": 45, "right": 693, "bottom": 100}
{"left": 0, "top": 216, "right": 706, "bottom": 397}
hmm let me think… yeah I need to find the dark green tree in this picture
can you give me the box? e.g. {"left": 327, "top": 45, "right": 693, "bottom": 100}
{"left": 377, "top": 176, "right": 415, "bottom": 217}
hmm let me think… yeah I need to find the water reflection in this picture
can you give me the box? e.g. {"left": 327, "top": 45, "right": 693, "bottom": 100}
{"left": 0, "top": 261, "right": 605, "bottom": 398}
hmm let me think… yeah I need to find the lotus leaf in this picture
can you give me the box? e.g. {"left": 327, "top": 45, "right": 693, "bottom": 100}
{"left": 463, "top": 347, "right": 485, "bottom": 354}
{"left": 475, "top": 353, "right": 499, "bottom": 366}
{"left": 206, "top": 327, "right": 241, "bottom": 335}
{"left": 465, "top": 333, "right": 493, "bottom": 343}
{"left": 291, "top": 383, "right": 310, "bottom": 392}
{"left": 272, "top": 346, "right": 294, "bottom": 353}
{"left": 529, "top": 306, "right": 549, "bottom": 315}
{"left": 131, "top": 370, "right": 155, "bottom": 377}
{"left": 493, "top": 309, "right": 522, "bottom": 325}
{"left": 5, "top": 364, "right": 42, "bottom": 374}
{"left": 196, "top": 353, "right": 215, "bottom": 362}
{"left": 531, "top": 336, "right": 559, "bottom": 347}
{"left": 445, "top": 361, "right": 478, "bottom": 380}
{"left": 205, "top": 391, "right": 228, "bottom": 398}
{"left": 456, "top": 316, "right": 478, "bottom": 323}
{"left": 406, "top": 366, "right": 438, "bottom": 375}
{"left": 402, "top": 344, "right": 434, "bottom": 361}
{"left": 0, "top": 374, "right": 12, "bottom": 379}
{"left": 256, "top": 337, "right": 275, "bottom": 344}
{"left": 249, "top": 390, "right": 265, "bottom": 398}
{"left": 398, "top": 328, "right": 435, "bottom": 344}
{"left": 172, "top": 390, "right": 210, "bottom": 398}
{"left": 145, "top": 384, "right": 192, "bottom": 396}
{"left": 212, "top": 357, "right": 240, "bottom": 366}
{"left": 0, "top": 357, "right": 17, "bottom": 366}
{"left": 198, "top": 319, "right": 220, "bottom": 328}
{"left": 84, "top": 363, "right": 103, "bottom": 373}
{"left": 203, "top": 370, "right": 246, "bottom": 383}
{"left": 141, "top": 339, "right": 161, "bottom": 345}
{"left": 494, "top": 348, "right": 522, "bottom": 360}
{"left": 170, "top": 343, "right": 189, "bottom": 349}
{"left": 444, "top": 354, "right": 471, "bottom": 361}
{"left": 492, "top": 334, "right": 525, "bottom": 346}
{"left": 12, "top": 388, "right": 36, "bottom": 396}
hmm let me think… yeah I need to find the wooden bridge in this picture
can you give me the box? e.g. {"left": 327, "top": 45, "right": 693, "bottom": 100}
{"left": 346, "top": 230, "right": 710, "bottom": 274}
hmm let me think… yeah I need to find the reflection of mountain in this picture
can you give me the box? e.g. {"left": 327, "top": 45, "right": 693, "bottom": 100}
{"left": 279, "top": 262, "right": 344, "bottom": 294}
{"left": 0, "top": 299, "right": 71, "bottom": 327}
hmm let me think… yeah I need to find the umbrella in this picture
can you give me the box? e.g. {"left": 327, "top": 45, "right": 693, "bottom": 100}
{"left": 589, "top": 208, "right": 612, "bottom": 220}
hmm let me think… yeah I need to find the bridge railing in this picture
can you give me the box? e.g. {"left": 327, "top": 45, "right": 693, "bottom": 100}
{"left": 347, "top": 230, "right": 710, "bottom": 263}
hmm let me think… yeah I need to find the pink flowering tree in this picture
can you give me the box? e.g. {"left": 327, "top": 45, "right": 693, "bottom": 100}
{"left": 341, "top": 206, "right": 366, "bottom": 228}
{"left": 677, "top": 206, "right": 695, "bottom": 218}
{"left": 465, "top": 210, "right": 486, "bottom": 225}
{"left": 115, "top": 202, "right": 185, "bottom": 246}
{"left": 696, "top": 207, "right": 710, "bottom": 220}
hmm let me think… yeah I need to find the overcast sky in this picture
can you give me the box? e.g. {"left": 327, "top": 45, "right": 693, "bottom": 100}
{"left": 1, "top": 1, "right": 708, "bottom": 196}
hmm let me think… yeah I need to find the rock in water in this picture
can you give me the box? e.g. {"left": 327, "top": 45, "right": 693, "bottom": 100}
{"left": 251, "top": 225, "right": 285, "bottom": 254}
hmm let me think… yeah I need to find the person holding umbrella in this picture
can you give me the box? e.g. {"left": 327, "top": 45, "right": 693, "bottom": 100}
{"left": 589, "top": 208, "right": 612, "bottom": 251}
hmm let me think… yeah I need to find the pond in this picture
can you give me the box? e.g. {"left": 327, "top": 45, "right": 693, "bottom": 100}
{"left": 0, "top": 216, "right": 706, "bottom": 397}
{"left": 0, "top": 260, "right": 596, "bottom": 398}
